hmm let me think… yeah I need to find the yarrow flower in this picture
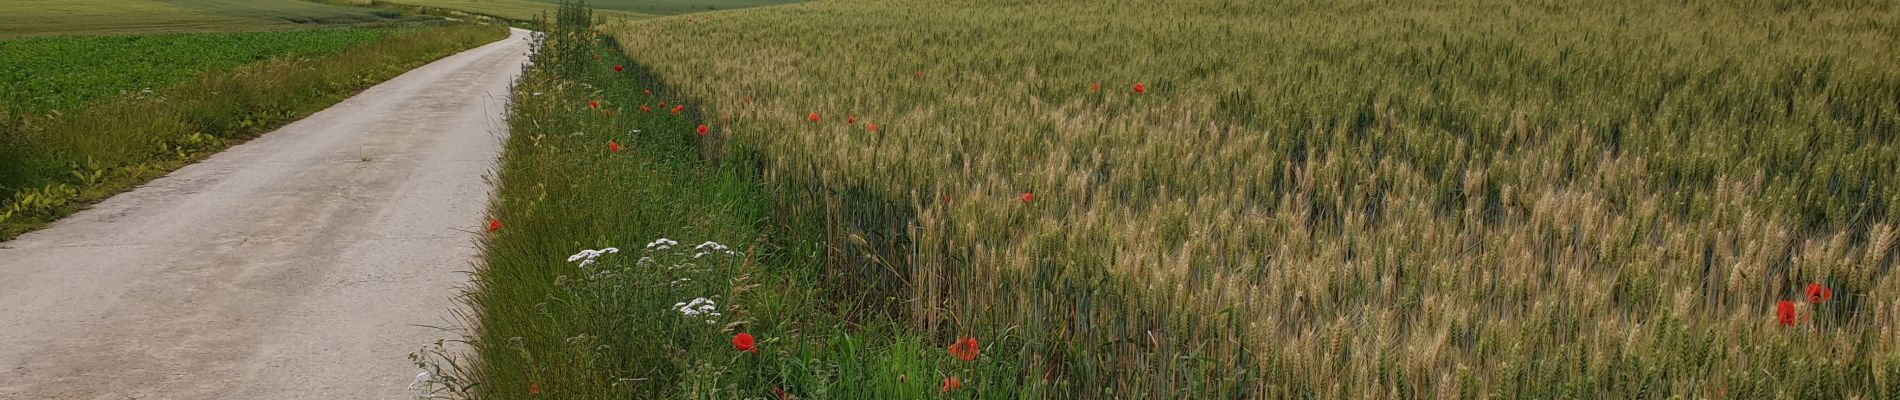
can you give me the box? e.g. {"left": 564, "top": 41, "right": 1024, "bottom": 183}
{"left": 675, "top": 297, "right": 721, "bottom": 323}
{"left": 646, "top": 238, "right": 680, "bottom": 250}
{"left": 693, "top": 241, "right": 738, "bottom": 258}
{"left": 566, "top": 247, "right": 620, "bottom": 268}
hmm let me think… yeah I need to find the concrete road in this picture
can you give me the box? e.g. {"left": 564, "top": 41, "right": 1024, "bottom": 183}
{"left": 0, "top": 27, "right": 532, "bottom": 399}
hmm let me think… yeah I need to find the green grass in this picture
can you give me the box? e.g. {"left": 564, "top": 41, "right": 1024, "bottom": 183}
{"left": 1, "top": 29, "right": 391, "bottom": 112}
{"left": 418, "top": 7, "right": 1024, "bottom": 398}
{"left": 0, "top": 22, "right": 508, "bottom": 240}
{"left": 538, "top": 0, "right": 804, "bottom": 16}
{"left": 0, "top": 0, "right": 412, "bottom": 37}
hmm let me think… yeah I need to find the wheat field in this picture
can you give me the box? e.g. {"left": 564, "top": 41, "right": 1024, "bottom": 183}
{"left": 579, "top": 0, "right": 1900, "bottom": 396}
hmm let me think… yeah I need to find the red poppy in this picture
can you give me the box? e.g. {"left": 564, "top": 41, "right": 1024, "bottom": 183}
{"left": 1022, "top": 192, "right": 1034, "bottom": 203}
{"left": 644, "top": 89, "right": 653, "bottom": 96}
{"left": 1807, "top": 283, "right": 1833, "bottom": 303}
{"left": 529, "top": 381, "right": 541, "bottom": 395}
{"left": 593, "top": 54, "right": 600, "bottom": 60}
{"left": 589, "top": 100, "right": 600, "bottom": 110}
{"left": 1777, "top": 300, "right": 1798, "bottom": 326}
{"left": 741, "top": 96, "right": 753, "bottom": 104}
{"left": 1090, "top": 82, "right": 1100, "bottom": 92}
{"left": 1134, "top": 83, "right": 1146, "bottom": 93}
{"left": 773, "top": 385, "right": 787, "bottom": 400}
{"left": 848, "top": 115, "right": 857, "bottom": 124}
{"left": 660, "top": 101, "right": 669, "bottom": 108}
{"left": 672, "top": 105, "right": 685, "bottom": 114}
{"left": 641, "top": 105, "right": 652, "bottom": 113}
{"left": 948, "top": 336, "right": 979, "bottom": 362}
{"left": 608, "top": 140, "right": 621, "bottom": 153}
{"left": 697, "top": 124, "right": 709, "bottom": 136}
{"left": 614, "top": 65, "right": 625, "bottom": 72}
{"left": 808, "top": 112, "right": 821, "bottom": 123}
{"left": 867, "top": 123, "right": 879, "bottom": 132}
{"left": 942, "top": 376, "right": 962, "bottom": 392}
{"left": 487, "top": 219, "right": 503, "bottom": 233}
{"left": 733, "top": 333, "right": 758, "bottom": 352}
{"left": 915, "top": 71, "right": 924, "bottom": 79}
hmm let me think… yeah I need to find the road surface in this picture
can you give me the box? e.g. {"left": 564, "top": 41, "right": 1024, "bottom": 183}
{"left": 0, "top": 27, "right": 532, "bottom": 399}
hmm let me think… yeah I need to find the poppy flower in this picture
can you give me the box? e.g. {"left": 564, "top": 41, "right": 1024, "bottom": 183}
{"left": 696, "top": 124, "right": 709, "bottom": 136}
{"left": 660, "top": 101, "right": 669, "bottom": 108}
{"left": 942, "top": 376, "right": 962, "bottom": 392}
{"left": 1777, "top": 300, "right": 1798, "bottom": 326}
{"left": 741, "top": 96, "right": 753, "bottom": 104}
{"left": 589, "top": 100, "right": 600, "bottom": 110}
{"left": 608, "top": 140, "right": 621, "bottom": 153}
{"left": 867, "top": 123, "right": 879, "bottom": 132}
{"left": 773, "top": 385, "right": 787, "bottom": 400}
{"left": 848, "top": 115, "right": 857, "bottom": 124}
{"left": 1134, "top": 83, "right": 1146, "bottom": 94}
{"left": 1090, "top": 82, "right": 1100, "bottom": 92}
{"left": 593, "top": 54, "right": 600, "bottom": 60}
{"left": 487, "top": 219, "right": 503, "bottom": 233}
{"left": 614, "top": 65, "right": 625, "bottom": 72}
{"left": 1807, "top": 283, "right": 1833, "bottom": 303}
{"left": 1022, "top": 192, "right": 1034, "bottom": 203}
{"left": 529, "top": 381, "right": 541, "bottom": 395}
{"left": 808, "top": 112, "right": 821, "bottom": 123}
{"left": 915, "top": 71, "right": 924, "bottom": 79}
{"left": 733, "top": 333, "right": 758, "bottom": 352}
{"left": 672, "top": 105, "right": 685, "bottom": 114}
{"left": 948, "top": 336, "right": 979, "bottom": 362}
{"left": 641, "top": 105, "right": 652, "bottom": 113}
{"left": 644, "top": 89, "right": 653, "bottom": 96}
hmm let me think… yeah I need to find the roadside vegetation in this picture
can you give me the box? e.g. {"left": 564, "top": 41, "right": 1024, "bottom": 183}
{"left": 424, "top": 5, "right": 1026, "bottom": 398}
{"left": 0, "top": 22, "right": 508, "bottom": 240}
{"left": 442, "top": 0, "right": 1900, "bottom": 397}
{"left": 0, "top": 0, "right": 416, "bottom": 38}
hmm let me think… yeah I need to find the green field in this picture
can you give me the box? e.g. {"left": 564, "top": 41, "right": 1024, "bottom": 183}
{"left": 0, "top": 23, "right": 507, "bottom": 240}
{"left": 446, "top": 0, "right": 1900, "bottom": 398}
{"left": 0, "top": 0, "right": 410, "bottom": 37}
{"left": 349, "top": 0, "right": 799, "bottom": 20}
{"left": 1, "top": 29, "right": 390, "bottom": 112}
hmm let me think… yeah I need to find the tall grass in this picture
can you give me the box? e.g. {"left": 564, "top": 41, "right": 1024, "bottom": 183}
{"left": 438, "top": 5, "right": 1040, "bottom": 398}
{"left": 585, "top": 0, "right": 1900, "bottom": 397}
{"left": 0, "top": 22, "right": 508, "bottom": 240}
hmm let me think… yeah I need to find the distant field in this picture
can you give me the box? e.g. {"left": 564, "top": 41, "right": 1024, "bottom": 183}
{"left": 334, "top": 0, "right": 645, "bottom": 21}
{"left": 353, "top": 0, "right": 798, "bottom": 20}
{"left": 0, "top": 0, "right": 407, "bottom": 37}
{"left": 1, "top": 29, "right": 389, "bottom": 112}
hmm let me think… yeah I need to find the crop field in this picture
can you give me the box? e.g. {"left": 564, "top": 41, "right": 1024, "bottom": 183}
{"left": 331, "top": 0, "right": 648, "bottom": 21}
{"left": 436, "top": 0, "right": 1900, "bottom": 397}
{"left": 353, "top": 0, "right": 798, "bottom": 19}
{"left": 0, "top": 0, "right": 410, "bottom": 37}
{"left": 1, "top": 29, "right": 390, "bottom": 112}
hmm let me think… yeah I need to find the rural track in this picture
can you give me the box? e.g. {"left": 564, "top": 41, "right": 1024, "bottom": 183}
{"left": 0, "top": 27, "right": 532, "bottom": 399}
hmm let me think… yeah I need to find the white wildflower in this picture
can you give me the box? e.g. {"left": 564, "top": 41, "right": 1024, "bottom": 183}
{"left": 673, "top": 297, "right": 721, "bottom": 324}
{"left": 566, "top": 247, "right": 619, "bottom": 268}
{"left": 645, "top": 238, "right": 679, "bottom": 250}
{"left": 408, "top": 369, "right": 432, "bottom": 391}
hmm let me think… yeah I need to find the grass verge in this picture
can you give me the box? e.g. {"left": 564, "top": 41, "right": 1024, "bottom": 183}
{"left": 424, "top": 5, "right": 1026, "bottom": 398}
{"left": 0, "top": 22, "right": 509, "bottom": 241}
